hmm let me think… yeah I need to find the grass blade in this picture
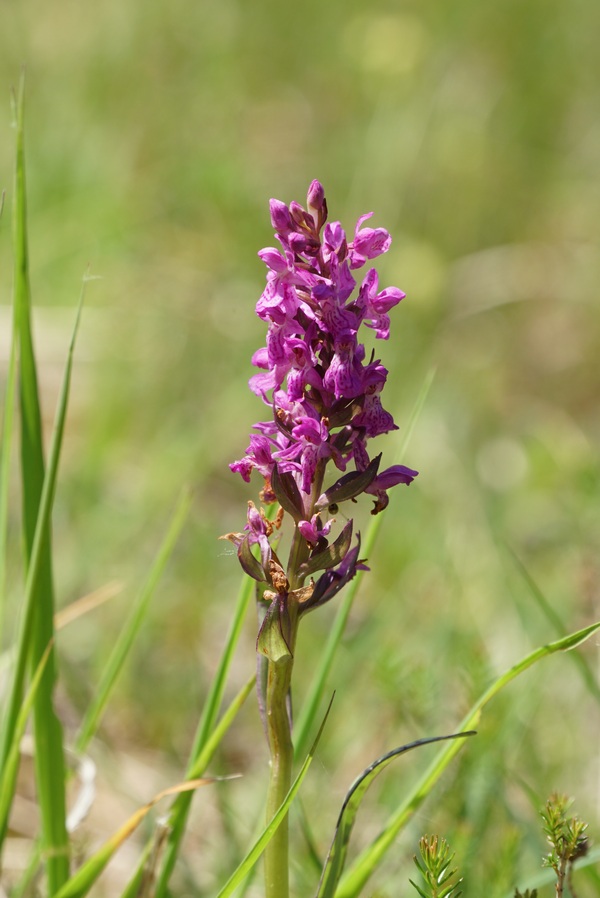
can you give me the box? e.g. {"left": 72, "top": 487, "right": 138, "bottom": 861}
{"left": 75, "top": 487, "right": 192, "bottom": 753}
{"left": 294, "top": 369, "right": 435, "bottom": 761}
{"left": 335, "top": 620, "right": 600, "bottom": 898}
{"left": 316, "top": 733, "right": 474, "bottom": 898}
{"left": 0, "top": 187, "right": 17, "bottom": 643}
{"left": 55, "top": 580, "right": 122, "bottom": 630}
{"left": 507, "top": 546, "right": 600, "bottom": 705}
{"left": 187, "top": 673, "right": 256, "bottom": 781}
{"left": 215, "top": 695, "right": 334, "bottom": 898}
{"left": 2, "top": 76, "right": 72, "bottom": 890}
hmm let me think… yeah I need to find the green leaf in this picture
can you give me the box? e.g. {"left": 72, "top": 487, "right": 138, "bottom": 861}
{"left": 335, "top": 620, "right": 600, "bottom": 898}
{"left": 316, "top": 733, "right": 474, "bottom": 898}
{"left": 215, "top": 696, "right": 334, "bottom": 898}
{"left": 75, "top": 486, "right": 192, "bottom": 753}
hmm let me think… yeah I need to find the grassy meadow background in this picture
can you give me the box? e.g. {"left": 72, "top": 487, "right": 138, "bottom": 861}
{"left": 1, "top": 0, "right": 599, "bottom": 894}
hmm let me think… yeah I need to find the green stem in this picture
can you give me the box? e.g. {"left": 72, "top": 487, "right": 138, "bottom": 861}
{"left": 263, "top": 459, "right": 326, "bottom": 896}
{"left": 264, "top": 654, "right": 294, "bottom": 898}
{"left": 556, "top": 854, "right": 567, "bottom": 898}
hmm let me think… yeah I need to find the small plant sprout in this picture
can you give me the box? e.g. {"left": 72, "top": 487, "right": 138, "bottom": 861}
{"left": 541, "top": 793, "right": 589, "bottom": 898}
{"left": 409, "top": 835, "right": 463, "bottom": 898}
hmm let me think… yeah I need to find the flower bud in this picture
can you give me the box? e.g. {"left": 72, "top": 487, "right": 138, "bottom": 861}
{"left": 307, "top": 179, "right": 325, "bottom": 210}
{"left": 269, "top": 198, "right": 292, "bottom": 232}
{"left": 307, "top": 179, "right": 327, "bottom": 228}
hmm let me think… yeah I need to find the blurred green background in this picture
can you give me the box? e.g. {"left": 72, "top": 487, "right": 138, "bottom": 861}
{"left": 1, "top": 0, "right": 599, "bottom": 895}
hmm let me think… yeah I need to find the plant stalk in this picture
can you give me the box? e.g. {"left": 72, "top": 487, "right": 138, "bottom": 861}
{"left": 263, "top": 460, "right": 324, "bottom": 896}
{"left": 264, "top": 653, "right": 294, "bottom": 898}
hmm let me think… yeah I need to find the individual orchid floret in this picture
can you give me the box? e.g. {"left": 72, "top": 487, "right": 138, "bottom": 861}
{"left": 349, "top": 213, "right": 393, "bottom": 269}
{"left": 270, "top": 198, "right": 293, "bottom": 234}
{"left": 356, "top": 268, "right": 405, "bottom": 340}
{"left": 230, "top": 434, "right": 275, "bottom": 483}
{"left": 323, "top": 333, "right": 364, "bottom": 399}
{"left": 219, "top": 500, "right": 284, "bottom": 583}
{"left": 298, "top": 513, "right": 334, "bottom": 547}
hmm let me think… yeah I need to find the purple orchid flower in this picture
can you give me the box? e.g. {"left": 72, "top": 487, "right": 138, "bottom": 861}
{"left": 228, "top": 181, "right": 418, "bottom": 626}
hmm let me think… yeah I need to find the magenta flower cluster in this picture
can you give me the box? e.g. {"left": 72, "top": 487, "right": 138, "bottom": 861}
{"left": 231, "top": 180, "right": 417, "bottom": 518}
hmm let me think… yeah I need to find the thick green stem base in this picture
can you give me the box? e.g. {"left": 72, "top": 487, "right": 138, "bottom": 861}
{"left": 264, "top": 655, "right": 294, "bottom": 898}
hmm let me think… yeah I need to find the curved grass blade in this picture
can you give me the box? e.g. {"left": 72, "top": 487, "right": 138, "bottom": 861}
{"left": 335, "top": 620, "right": 600, "bottom": 898}
{"left": 216, "top": 695, "right": 334, "bottom": 898}
{"left": 316, "top": 732, "right": 474, "bottom": 898}
{"left": 54, "top": 778, "right": 222, "bottom": 898}
{"left": 294, "top": 369, "right": 435, "bottom": 762}
{"left": 127, "top": 573, "right": 256, "bottom": 898}
{"left": 507, "top": 546, "right": 600, "bottom": 705}
{"left": 75, "top": 487, "right": 191, "bottom": 753}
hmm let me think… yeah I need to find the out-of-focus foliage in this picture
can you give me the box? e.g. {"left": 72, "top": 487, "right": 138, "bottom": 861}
{"left": 1, "top": 0, "right": 598, "bottom": 895}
